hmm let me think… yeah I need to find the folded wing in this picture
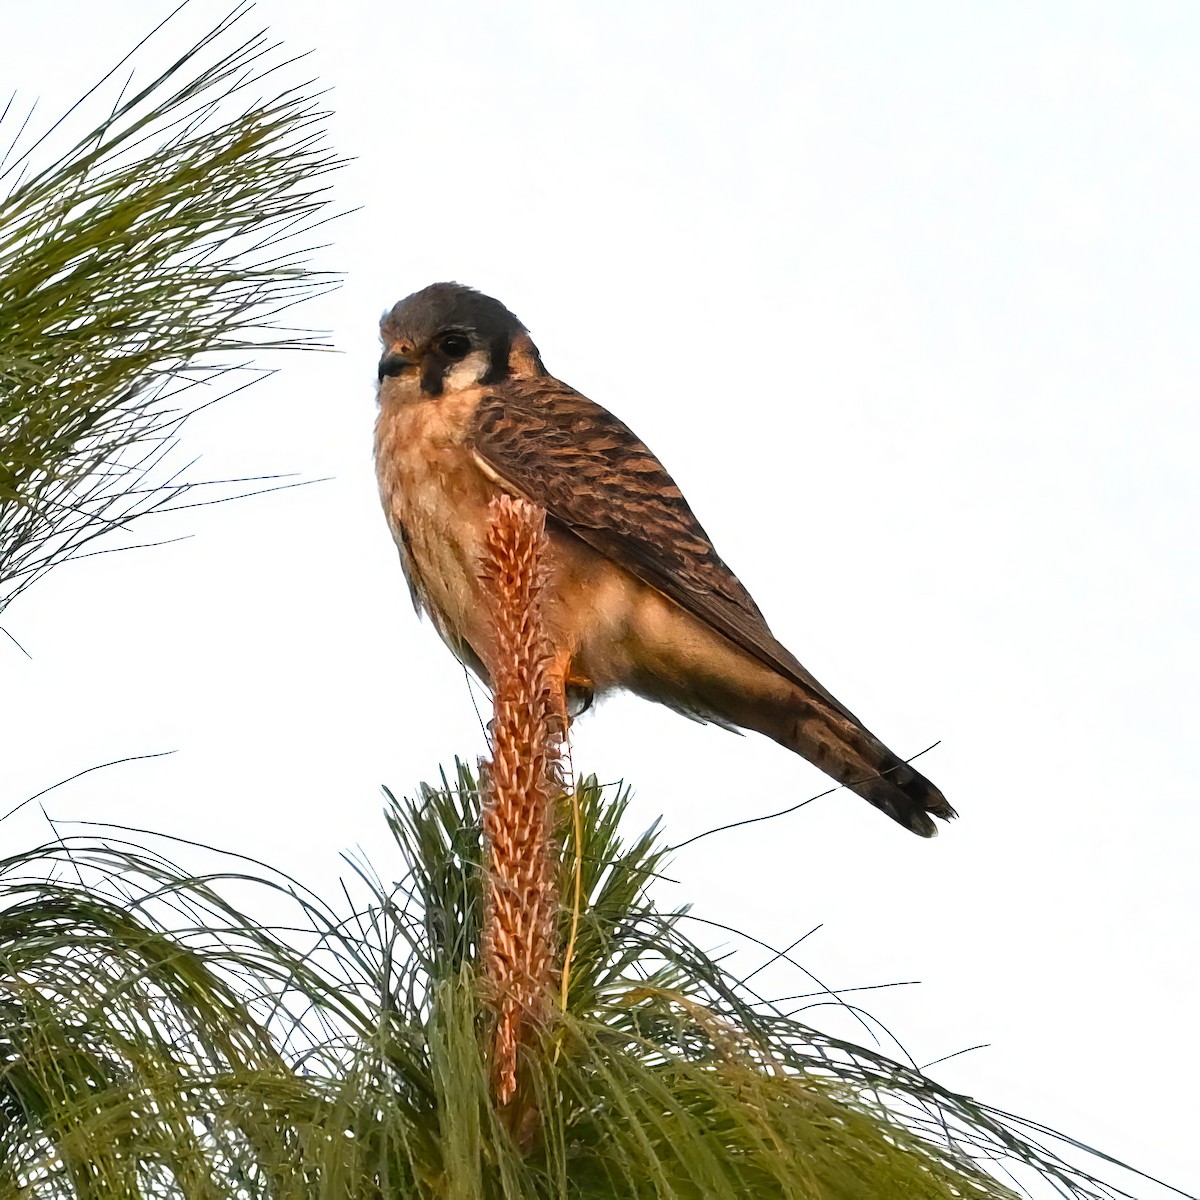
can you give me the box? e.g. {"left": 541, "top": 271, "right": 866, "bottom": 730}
{"left": 468, "top": 378, "right": 863, "bottom": 725}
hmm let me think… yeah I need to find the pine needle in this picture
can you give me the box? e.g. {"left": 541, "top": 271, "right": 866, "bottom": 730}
{"left": 0, "top": 3, "right": 341, "bottom": 615}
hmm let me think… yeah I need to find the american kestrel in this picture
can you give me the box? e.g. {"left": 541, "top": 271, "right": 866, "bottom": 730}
{"left": 374, "top": 283, "right": 955, "bottom": 836}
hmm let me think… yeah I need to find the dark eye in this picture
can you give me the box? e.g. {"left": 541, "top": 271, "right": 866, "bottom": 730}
{"left": 438, "top": 333, "right": 471, "bottom": 360}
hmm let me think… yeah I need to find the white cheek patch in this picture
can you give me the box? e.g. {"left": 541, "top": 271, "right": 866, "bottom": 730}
{"left": 442, "top": 349, "right": 491, "bottom": 392}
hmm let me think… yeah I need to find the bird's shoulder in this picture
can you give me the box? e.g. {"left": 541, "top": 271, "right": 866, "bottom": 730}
{"left": 468, "top": 375, "right": 861, "bottom": 720}
{"left": 468, "top": 375, "right": 761, "bottom": 616}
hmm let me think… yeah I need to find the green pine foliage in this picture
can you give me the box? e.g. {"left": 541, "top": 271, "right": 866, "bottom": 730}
{"left": 0, "top": 7, "right": 1185, "bottom": 1199}
{"left": 0, "top": 769, "right": 1168, "bottom": 1198}
{"left": 0, "top": 3, "right": 339, "bottom": 616}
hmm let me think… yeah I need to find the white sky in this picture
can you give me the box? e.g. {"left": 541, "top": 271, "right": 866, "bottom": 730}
{"left": 4, "top": 1, "right": 1198, "bottom": 1193}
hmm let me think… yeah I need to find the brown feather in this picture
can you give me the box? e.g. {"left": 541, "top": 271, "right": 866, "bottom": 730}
{"left": 375, "top": 283, "right": 955, "bottom": 836}
{"left": 469, "top": 377, "right": 862, "bottom": 723}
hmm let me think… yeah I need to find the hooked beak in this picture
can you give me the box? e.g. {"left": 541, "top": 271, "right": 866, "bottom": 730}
{"left": 378, "top": 347, "right": 417, "bottom": 381}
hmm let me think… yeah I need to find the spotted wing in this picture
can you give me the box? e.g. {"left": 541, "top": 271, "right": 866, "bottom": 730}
{"left": 468, "top": 377, "right": 860, "bottom": 722}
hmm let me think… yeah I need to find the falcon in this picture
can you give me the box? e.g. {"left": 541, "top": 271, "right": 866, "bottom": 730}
{"left": 374, "top": 283, "right": 955, "bottom": 836}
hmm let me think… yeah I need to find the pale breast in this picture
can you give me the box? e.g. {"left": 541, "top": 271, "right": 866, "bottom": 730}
{"left": 374, "top": 381, "right": 701, "bottom": 699}
{"left": 374, "top": 388, "right": 497, "bottom": 670}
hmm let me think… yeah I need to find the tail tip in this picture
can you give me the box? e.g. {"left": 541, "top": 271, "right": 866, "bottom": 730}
{"left": 905, "top": 789, "right": 957, "bottom": 838}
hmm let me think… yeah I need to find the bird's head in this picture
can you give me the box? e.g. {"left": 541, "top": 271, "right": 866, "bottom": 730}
{"left": 377, "top": 282, "right": 545, "bottom": 400}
